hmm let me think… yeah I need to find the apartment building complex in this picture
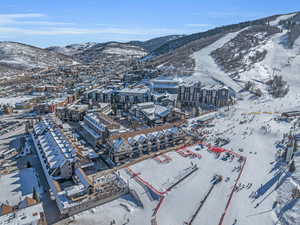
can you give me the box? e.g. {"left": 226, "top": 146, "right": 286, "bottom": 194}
{"left": 177, "top": 81, "right": 231, "bottom": 108}
{"left": 31, "top": 117, "right": 128, "bottom": 216}
{"left": 107, "top": 122, "right": 186, "bottom": 163}
{"left": 80, "top": 112, "right": 121, "bottom": 147}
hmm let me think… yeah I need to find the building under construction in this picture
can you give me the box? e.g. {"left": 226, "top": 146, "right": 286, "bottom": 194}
{"left": 31, "top": 116, "right": 128, "bottom": 216}
{"left": 107, "top": 121, "right": 186, "bottom": 163}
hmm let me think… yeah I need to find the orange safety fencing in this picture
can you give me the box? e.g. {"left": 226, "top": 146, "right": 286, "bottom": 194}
{"left": 176, "top": 148, "right": 202, "bottom": 159}
{"left": 153, "top": 154, "right": 172, "bottom": 163}
{"left": 218, "top": 157, "right": 247, "bottom": 225}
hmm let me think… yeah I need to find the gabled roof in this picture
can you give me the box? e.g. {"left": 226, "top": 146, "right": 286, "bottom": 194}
{"left": 110, "top": 121, "right": 185, "bottom": 141}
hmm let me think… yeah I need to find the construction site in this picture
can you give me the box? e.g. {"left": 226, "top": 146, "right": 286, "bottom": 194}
{"left": 30, "top": 116, "right": 129, "bottom": 216}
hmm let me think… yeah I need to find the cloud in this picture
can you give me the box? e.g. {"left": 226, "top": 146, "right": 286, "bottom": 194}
{"left": 0, "top": 13, "right": 45, "bottom": 19}
{"left": 15, "top": 21, "right": 75, "bottom": 26}
{"left": 0, "top": 13, "right": 44, "bottom": 25}
{"left": 0, "top": 13, "right": 73, "bottom": 26}
{"left": 0, "top": 13, "right": 183, "bottom": 37}
{"left": 0, "top": 26, "right": 181, "bottom": 36}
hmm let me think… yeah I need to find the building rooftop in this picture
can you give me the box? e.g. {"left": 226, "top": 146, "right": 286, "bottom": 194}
{"left": 34, "top": 119, "right": 77, "bottom": 170}
{"left": 132, "top": 102, "right": 171, "bottom": 120}
{"left": 0, "top": 168, "right": 42, "bottom": 206}
{"left": 0, "top": 203, "right": 44, "bottom": 225}
{"left": 118, "top": 87, "right": 149, "bottom": 95}
{"left": 110, "top": 121, "right": 185, "bottom": 141}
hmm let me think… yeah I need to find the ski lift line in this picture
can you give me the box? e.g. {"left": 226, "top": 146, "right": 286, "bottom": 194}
{"left": 218, "top": 157, "right": 247, "bottom": 225}
{"left": 186, "top": 180, "right": 219, "bottom": 225}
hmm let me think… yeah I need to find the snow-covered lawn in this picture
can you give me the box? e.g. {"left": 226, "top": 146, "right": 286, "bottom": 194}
{"left": 208, "top": 95, "right": 299, "bottom": 225}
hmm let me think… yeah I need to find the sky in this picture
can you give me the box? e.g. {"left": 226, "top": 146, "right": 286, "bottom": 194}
{"left": 0, "top": 0, "right": 299, "bottom": 47}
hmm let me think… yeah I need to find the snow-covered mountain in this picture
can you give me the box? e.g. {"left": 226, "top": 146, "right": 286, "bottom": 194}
{"left": 128, "top": 35, "right": 185, "bottom": 52}
{"left": 47, "top": 41, "right": 147, "bottom": 64}
{"left": 46, "top": 35, "right": 183, "bottom": 64}
{"left": 46, "top": 42, "right": 97, "bottom": 56}
{"left": 146, "top": 12, "right": 300, "bottom": 93}
{"left": 47, "top": 35, "right": 183, "bottom": 57}
{"left": 71, "top": 42, "right": 147, "bottom": 64}
{"left": 0, "top": 41, "right": 77, "bottom": 75}
{"left": 2, "top": 11, "right": 300, "bottom": 84}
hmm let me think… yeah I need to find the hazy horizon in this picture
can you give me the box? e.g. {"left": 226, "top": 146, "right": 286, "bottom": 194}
{"left": 0, "top": 0, "right": 298, "bottom": 47}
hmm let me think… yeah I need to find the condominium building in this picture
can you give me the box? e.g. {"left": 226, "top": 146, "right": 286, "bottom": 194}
{"left": 107, "top": 122, "right": 186, "bottom": 163}
{"left": 151, "top": 77, "right": 179, "bottom": 94}
{"left": 85, "top": 87, "right": 151, "bottom": 111}
{"left": 129, "top": 102, "right": 181, "bottom": 126}
{"left": 33, "top": 119, "right": 76, "bottom": 179}
{"left": 56, "top": 104, "right": 89, "bottom": 122}
{"left": 31, "top": 117, "right": 128, "bottom": 216}
{"left": 80, "top": 113, "right": 121, "bottom": 147}
{"left": 177, "top": 81, "right": 230, "bottom": 108}
{"left": 116, "top": 87, "right": 151, "bottom": 105}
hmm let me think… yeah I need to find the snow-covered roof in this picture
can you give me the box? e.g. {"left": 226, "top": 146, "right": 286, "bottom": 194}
{"left": 111, "top": 124, "right": 182, "bottom": 152}
{"left": 118, "top": 87, "right": 149, "bottom": 95}
{"left": 132, "top": 102, "right": 171, "bottom": 120}
{"left": 0, "top": 203, "right": 44, "bottom": 225}
{"left": 152, "top": 83, "right": 178, "bottom": 89}
{"left": 80, "top": 123, "right": 102, "bottom": 139}
{"left": 34, "top": 119, "right": 77, "bottom": 171}
{"left": 84, "top": 113, "right": 107, "bottom": 132}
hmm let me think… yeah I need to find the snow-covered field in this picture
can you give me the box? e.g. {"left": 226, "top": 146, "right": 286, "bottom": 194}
{"left": 57, "top": 146, "right": 242, "bottom": 225}
{"left": 0, "top": 168, "right": 43, "bottom": 205}
{"left": 0, "top": 96, "right": 34, "bottom": 106}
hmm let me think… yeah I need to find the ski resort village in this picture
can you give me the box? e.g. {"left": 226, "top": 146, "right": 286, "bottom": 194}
{"left": 1, "top": 6, "right": 300, "bottom": 225}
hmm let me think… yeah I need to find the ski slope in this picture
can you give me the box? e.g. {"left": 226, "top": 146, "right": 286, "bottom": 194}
{"left": 191, "top": 30, "right": 244, "bottom": 92}
{"left": 239, "top": 31, "right": 300, "bottom": 95}
{"left": 270, "top": 13, "right": 297, "bottom": 26}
